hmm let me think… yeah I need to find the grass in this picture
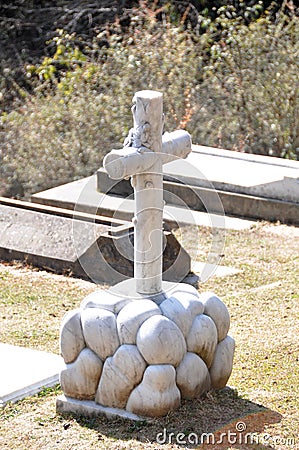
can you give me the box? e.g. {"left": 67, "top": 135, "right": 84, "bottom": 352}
{"left": 0, "top": 221, "right": 299, "bottom": 449}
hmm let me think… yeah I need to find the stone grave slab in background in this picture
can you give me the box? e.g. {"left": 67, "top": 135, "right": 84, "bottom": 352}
{"left": 31, "top": 174, "right": 256, "bottom": 230}
{"left": 97, "top": 144, "right": 299, "bottom": 225}
{"left": 0, "top": 344, "right": 63, "bottom": 407}
{"left": 0, "top": 197, "right": 191, "bottom": 285}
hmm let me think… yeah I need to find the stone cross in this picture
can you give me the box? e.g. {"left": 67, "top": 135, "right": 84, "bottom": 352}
{"left": 58, "top": 90, "right": 235, "bottom": 419}
{"left": 103, "top": 90, "right": 192, "bottom": 295}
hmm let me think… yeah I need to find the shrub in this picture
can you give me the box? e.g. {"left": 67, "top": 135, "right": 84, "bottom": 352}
{"left": 0, "top": 3, "right": 298, "bottom": 198}
{"left": 191, "top": 9, "right": 299, "bottom": 159}
{"left": 0, "top": 17, "right": 201, "bottom": 197}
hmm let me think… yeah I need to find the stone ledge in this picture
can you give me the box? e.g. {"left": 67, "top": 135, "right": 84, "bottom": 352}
{"left": 0, "top": 344, "right": 63, "bottom": 407}
{"left": 56, "top": 395, "right": 151, "bottom": 422}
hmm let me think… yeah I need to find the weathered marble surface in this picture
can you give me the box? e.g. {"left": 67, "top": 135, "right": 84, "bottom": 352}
{"left": 60, "top": 348, "right": 102, "bottom": 400}
{"left": 58, "top": 90, "right": 235, "bottom": 418}
{"left": 96, "top": 344, "right": 146, "bottom": 408}
{"left": 59, "top": 284, "right": 235, "bottom": 417}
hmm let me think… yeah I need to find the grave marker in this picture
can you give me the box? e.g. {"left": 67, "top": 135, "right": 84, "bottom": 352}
{"left": 57, "top": 91, "right": 235, "bottom": 418}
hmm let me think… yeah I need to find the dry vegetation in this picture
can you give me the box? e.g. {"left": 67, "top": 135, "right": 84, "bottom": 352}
{"left": 0, "top": 1, "right": 298, "bottom": 198}
{"left": 0, "top": 221, "right": 298, "bottom": 449}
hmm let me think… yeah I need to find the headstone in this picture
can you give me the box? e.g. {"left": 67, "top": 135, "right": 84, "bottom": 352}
{"left": 57, "top": 90, "right": 235, "bottom": 418}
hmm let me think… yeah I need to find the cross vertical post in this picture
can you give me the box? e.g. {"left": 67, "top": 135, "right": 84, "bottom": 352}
{"left": 103, "top": 90, "right": 192, "bottom": 296}
{"left": 131, "top": 91, "right": 164, "bottom": 295}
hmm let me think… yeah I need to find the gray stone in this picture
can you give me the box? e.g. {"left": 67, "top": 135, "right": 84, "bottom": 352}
{"left": 98, "top": 146, "right": 299, "bottom": 203}
{"left": 0, "top": 197, "right": 191, "bottom": 285}
{"left": 60, "top": 348, "right": 103, "bottom": 400}
{"left": 56, "top": 395, "right": 149, "bottom": 421}
{"left": 186, "top": 314, "right": 218, "bottom": 368}
{"left": 96, "top": 345, "right": 146, "bottom": 408}
{"left": 60, "top": 309, "right": 85, "bottom": 364}
{"left": 0, "top": 197, "right": 133, "bottom": 284}
{"left": 176, "top": 352, "right": 211, "bottom": 399}
{"left": 96, "top": 143, "right": 299, "bottom": 225}
{"left": 201, "top": 292, "right": 230, "bottom": 342}
{"left": 209, "top": 336, "right": 235, "bottom": 389}
{"left": 117, "top": 300, "right": 161, "bottom": 344}
{"left": 136, "top": 315, "right": 186, "bottom": 367}
{"left": 126, "top": 365, "right": 181, "bottom": 417}
{"left": 32, "top": 175, "right": 257, "bottom": 229}
{"left": 81, "top": 308, "right": 120, "bottom": 360}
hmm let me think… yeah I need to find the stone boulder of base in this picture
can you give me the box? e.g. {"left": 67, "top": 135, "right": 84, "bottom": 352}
{"left": 59, "top": 287, "right": 235, "bottom": 417}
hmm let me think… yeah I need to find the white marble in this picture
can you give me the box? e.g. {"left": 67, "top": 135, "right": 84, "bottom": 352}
{"left": 201, "top": 292, "right": 231, "bottom": 342}
{"left": 96, "top": 345, "right": 146, "bottom": 408}
{"left": 186, "top": 314, "right": 218, "bottom": 368}
{"left": 126, "top": 365, "right": 181, "bottom": 417}
{"left": 176, "top": 352, "right": 211, "bottom": 399}
{"left": 59, "top": 286, "right": 235, "bottom": 416}
{"left": 104, "top": 90, "right": 191, "bottom": 295}
{"left": 60, "top": 348, "right": 102, "bottom": 400}
{"left": 58, "top": 90, "right": 235, "bottom": 418}
{"left": 160, "top": 295, "right": 193, "bottom": 338}
{"left": 60, "top": 309, "right": 85, "bottom": 364}
{"left": 167, "top": 282, "right": 200, "bottom": 299}
{"left": 210, "top": 336, "right": 235, "bottom": 389}
{"left": 81, "top": 308, "right": 120, "bottom": 360}
{"left": 169, "top": 290, "right": 205, "bottom": 317}
{"left": 117, "top": 299, "right": 161, "bottom": 344}
{"left": 81, "top": 290, "right": 131, "bottom": 314}
{"left": 136, "top": 315, "right": 186, "bottom": 367}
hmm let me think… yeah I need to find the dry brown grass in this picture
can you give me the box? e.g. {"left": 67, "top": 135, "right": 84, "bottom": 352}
{"left": 0, "top": 221, "right": 298, "bottom": 449}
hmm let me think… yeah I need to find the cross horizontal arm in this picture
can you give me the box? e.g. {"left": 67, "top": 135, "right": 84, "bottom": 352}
{"left": 103, "top": 130, "right": 192, "bottom": 180}
{"left": 103, "top": 147, "right": 158, "bottom": 180}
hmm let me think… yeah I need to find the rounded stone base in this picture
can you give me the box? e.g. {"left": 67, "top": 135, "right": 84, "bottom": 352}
{"left": 59, "top": 281, "right": 235, "bottom": 417}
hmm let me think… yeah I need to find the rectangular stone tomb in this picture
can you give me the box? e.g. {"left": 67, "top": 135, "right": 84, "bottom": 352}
{"left": 97, "top": 145, "right": 299, "bottom": 225}
{"left": 0, "top": 197, "right": 190, "bottom": 285}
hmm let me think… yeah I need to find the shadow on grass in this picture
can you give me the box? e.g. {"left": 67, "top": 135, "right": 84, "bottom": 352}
{"left": 66, "top": 387, "right": 282, "bottom": 449}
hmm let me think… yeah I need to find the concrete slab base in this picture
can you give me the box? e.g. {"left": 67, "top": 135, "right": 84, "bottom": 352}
{"left": 192, "top": 262, "right": 240, "bottom": 281}
{"left": 0, "top": 344, "right": 64, "bottom": 407}
{"left": 56, "top": 395, "right": 150, "bottom": 422}
{"left": 32, "top": 175, "right": 255, "bottom": 231}
{"left": 98, "top": 144, "right": 299, "bottom": 203}
{"left": 96, "top": 144, "right": 299, "bottom": 225}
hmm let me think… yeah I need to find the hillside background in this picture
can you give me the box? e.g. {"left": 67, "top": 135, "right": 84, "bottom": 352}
{"left": 0, "top": 0, "right": 298, "bottom": 198}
